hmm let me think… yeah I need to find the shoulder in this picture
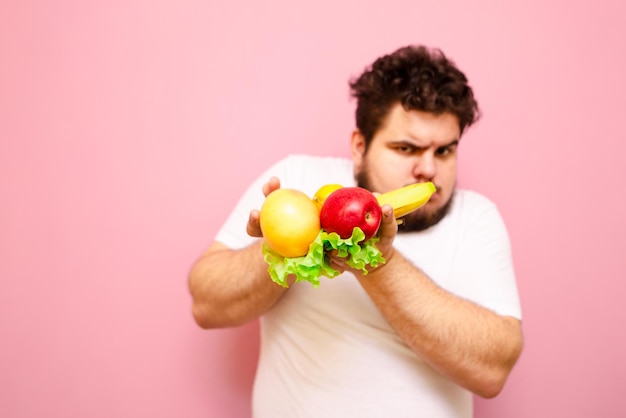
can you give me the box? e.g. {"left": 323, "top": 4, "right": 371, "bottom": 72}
{"left": 447, "top": 189, "right": 506, "bottom": 227}
{"left": 273, "top": 154, "right": 355, "bottom": 193}
{"left": 281, "top": 154, "right": 352, "bottom": 170}
{"left": 453, "top": 189, "right": 498, "bottom": 211}
{"left": 447, "top": 189, "right": 510, "bottom": 239}
{"left": 254, "top": 154, "right": 351, "bottom": 178}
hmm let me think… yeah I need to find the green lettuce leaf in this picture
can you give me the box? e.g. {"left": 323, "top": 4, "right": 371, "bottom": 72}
{"left": 262, "top": 227, "right": 386, "bottom": 288}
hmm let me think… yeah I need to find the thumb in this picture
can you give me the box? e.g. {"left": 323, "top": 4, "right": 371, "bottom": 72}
{"left": 377, "top": 204, "right": 397, "bottom": 246}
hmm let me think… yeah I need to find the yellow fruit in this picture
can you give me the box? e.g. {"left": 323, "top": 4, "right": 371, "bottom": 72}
{"left": 312, "top": 184, "right": 343, "bottom": 212}
{"left": 376, "top": 182, "right": 437, "bottom": 219}
{"left": 260, "top": 188, "right": 321, "bottom": 258}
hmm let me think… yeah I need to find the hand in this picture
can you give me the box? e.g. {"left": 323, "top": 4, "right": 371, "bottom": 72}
{"left": 247, "top": 176, "right": 281, "bottom": 238}
{"left": 374, "top": 204, "right": 398, "bottom": 261}
{"left": 327, "top": 203, "right": 398, "bottom": 275}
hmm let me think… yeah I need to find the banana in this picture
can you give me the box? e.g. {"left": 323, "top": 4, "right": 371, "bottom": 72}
{"left": 376, "top": 182, "right": 437, "bottom": 219}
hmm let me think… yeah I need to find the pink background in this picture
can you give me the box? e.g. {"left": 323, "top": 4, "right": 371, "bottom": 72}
{"left": 2, "top": 1, "right": 625, "bottom": 417}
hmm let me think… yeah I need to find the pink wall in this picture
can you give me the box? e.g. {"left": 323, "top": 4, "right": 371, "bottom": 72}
{"left": 2, "top": 1, "right": 625, "bottom": 417}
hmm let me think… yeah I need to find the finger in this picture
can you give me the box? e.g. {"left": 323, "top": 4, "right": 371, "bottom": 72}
{"left": 329, "top": 260, "right": 346, "bottom": 274}
{"left": 328, "top": 253, "right": 347, "bottom": 273}
{"left": 377, "top": 204, "right": 397, "bottom": 246}
{"left": 262, "top": 176, "right": 281, "bottom": 197}
{"left": 247, "top": 209, "right": 263, "bottom": 237}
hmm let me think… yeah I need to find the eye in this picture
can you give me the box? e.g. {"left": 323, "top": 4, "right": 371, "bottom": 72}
{"left": 395, "top": 144, "right": 417, "bottom": 154}
{"left": 436, "top": 143, "right": 457, "bottom": 157}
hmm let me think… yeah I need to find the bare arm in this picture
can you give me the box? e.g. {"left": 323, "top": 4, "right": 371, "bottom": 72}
{"left": 332, "top": 206, "right": 523, "bottom": 398}
{"left": 188, "top": 177, "right": 288, "bottom": 328}
{"left": 188, "top": 240, "right": 287, "bottom": 328}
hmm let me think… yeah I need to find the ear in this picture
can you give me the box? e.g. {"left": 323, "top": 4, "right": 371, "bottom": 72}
{"left": 351, "top": 129, "right": 366, "bottom": 172}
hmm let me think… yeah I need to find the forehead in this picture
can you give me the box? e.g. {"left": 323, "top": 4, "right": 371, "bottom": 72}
{"left": 376, "top": 103, "right": 461, "bottom": 145}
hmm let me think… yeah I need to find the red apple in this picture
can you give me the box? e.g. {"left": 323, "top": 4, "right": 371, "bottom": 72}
{"left": 319, "top": 187, "right": 382, "bottom": 241}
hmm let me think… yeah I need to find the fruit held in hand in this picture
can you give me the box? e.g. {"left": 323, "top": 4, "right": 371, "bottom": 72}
{"left": 312, "top": 184, "right": 343, "bottom": 212}
{"left": 376, "top": 182, "right": 436, "bottom": 219}
{"left": 260, "top": 188, "right": 321, "bottom": 258}
{"left": 320, "top": 187, "right": 382, "bottom": 241}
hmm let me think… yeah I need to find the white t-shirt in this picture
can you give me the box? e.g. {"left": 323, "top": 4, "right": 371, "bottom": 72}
{"left": 215, "top": 154, "right": 522, "bottom": 418}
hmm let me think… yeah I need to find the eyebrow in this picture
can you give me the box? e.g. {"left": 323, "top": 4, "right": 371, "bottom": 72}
{"left": 389, "top": 138, "right": 460, "bottom": 149}
{"left": 439, "top": 139, "right": 459, "bottom": 149}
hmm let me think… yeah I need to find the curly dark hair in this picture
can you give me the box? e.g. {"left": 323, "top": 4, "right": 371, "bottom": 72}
{"left": 349, "top": 45, "right": 481, "bottom": 147}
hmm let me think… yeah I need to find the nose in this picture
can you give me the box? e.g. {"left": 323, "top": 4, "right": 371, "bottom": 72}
{"left": 412, "top": 152, "right": 436, "bottom": 182}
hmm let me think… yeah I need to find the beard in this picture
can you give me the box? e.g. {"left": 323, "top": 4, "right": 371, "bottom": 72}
{"left": 355, "top": 166, "right": 454, "bottom": 233}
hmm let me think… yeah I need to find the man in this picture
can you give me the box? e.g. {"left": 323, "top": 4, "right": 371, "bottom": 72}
{"left": 189, "top": 45, "right": 523, "bottom": 418}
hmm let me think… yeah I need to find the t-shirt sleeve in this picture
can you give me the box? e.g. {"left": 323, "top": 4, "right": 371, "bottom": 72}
{"left": 214, "top": 156, "right": 292, "bottom": 250}
{"left": 214, "top": 154, "right": 354, "bottom": 250}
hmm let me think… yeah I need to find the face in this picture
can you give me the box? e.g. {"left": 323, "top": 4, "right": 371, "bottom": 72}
{"left": 352, "top": 103, "right": 461, "bottom": 232}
